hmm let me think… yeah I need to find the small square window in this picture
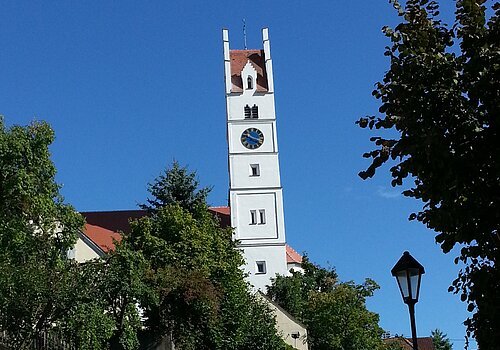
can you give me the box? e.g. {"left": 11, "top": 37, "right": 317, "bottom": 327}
{"left": 250, "top": 210, "right": 257, "bottom": 225}
{"left": 256, "top": 261, "right": 267, "bottom": 274}
{"left": 259, "top": 209, "right": 266, "bottom": 224}
{"left": 250, "top": 164, "right": 260, "bottom": 177}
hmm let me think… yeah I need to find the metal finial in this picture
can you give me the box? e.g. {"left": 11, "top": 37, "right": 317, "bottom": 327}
{"left": 242, "top": 19, "right": 247, "bottom": 49}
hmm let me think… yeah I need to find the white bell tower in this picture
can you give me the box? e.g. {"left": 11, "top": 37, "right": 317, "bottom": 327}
{"left": 223, "top": 28, "right": 287, "bottom": 291}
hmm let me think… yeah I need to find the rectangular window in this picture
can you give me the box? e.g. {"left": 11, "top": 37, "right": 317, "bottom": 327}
{"left": 250, "top": 164, "right": 260, "bottom": 177}
{"left": 259, "top": 209, "right": 266, "bottom": 224}
{"left": 250, "top": 210, "right": 257, "bottom": 225}
{"left": 256, "top": 261, "right": 267, "bottom": 274}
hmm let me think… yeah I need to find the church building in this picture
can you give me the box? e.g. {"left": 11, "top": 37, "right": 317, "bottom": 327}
{"left": 223, "top": 27, "right": 291, "bottom": 291}
{"left": 71, "top": 27, "right": 307, "bottom": 349}
{"left": 75, "top": 28, "right": 299, "bottom": 292}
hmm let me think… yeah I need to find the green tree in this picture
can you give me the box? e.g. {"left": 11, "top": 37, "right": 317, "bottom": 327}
{"left": 356, "top": 1, "right": 499, "bottom": 347}
{"left": 267, "top": 257, "right": 385, "bottom": 350}
{"left": 58, "top": 261, "right": 116, "bottom": 350}
{"left": 383, "top": 341, "right": 405, "bottom": 350}
{"left": 431, "top": 329, "right": 453, "bottom": 350}
{"left": 129, "top": 163, "right": 286, "bottom": 349}
{"left": 0, "top": 118, "right": 84, "bottom": 348}
{"left": 87, "top": 244, "right": 150, "bottom": 350}
{"left": 140, "top": 160, "right": 211, "bottom": 215}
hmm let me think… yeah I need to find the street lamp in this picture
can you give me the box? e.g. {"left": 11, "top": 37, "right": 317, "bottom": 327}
{"left": 391, "top": 251, "right": 425, "bottom": 350}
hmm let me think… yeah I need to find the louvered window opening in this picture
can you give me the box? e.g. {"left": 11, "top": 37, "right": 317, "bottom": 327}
{"left": 244, "top": 105, "right": 259, "bottom": 119}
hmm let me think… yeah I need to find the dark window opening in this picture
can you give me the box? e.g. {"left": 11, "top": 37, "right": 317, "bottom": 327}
{"left": 250, "top": 210, "right": 257, "bottom": 225}
{"left": 256, "top": 261, "right": 266, "bottom": 274}
{"left": 244, "top": 105, "right": 251, "bottom": 119}
{"left": 250, "top": 164, "right": 260, "bottom": 177}
{"left": 247, "top": 76, "right": 253, "bottom": 90}
{"left": 251, "top": 105, "right": 259, "bottom": 119}
{"left": 259, "top": 209, "right": 266, "bottom": 224}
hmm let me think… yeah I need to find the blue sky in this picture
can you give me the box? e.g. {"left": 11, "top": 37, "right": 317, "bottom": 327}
{"left": 0, "top": 1, "right": 479, "bottom": 348}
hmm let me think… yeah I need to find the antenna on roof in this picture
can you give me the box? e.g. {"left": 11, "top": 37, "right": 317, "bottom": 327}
{"left": 242, "top": 18, "right": 247, "bottom": 49}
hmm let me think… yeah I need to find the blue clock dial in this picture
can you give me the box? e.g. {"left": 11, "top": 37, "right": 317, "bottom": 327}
{"left": 241, "top": 128, "right": 264, "bottom": 149}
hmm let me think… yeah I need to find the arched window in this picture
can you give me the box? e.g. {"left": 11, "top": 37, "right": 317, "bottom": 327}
{"left": 251, "top": 105, "right": 258, "bottom": 119}
{"left": 244, "top": 105, "right": 251, "bottom": 118}
{"left": 247, "top": 76, "right": 253, "bottom": 90}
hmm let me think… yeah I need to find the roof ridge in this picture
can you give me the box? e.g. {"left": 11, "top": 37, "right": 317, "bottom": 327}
{"left": 286, "top": 244, "right": 301, "bottom": 256}
{"left": 230, "top": 49, "right": 261, "bottom": 52}
{"left": 81, "top": 209, "right": 146, "bottom": 213}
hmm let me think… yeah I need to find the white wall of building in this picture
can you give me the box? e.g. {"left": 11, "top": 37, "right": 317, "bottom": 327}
{"left": 227, "top": 121, "right": 277, "bottom": 154}
{"left": 229, "top": 153, "right": 281, "bottom": 189}
{"left": 259, "top": 294, "right": 309, "bottom": 350}
{"left": 73, "top": 236, "right": 100, "bottom": 262}
{"left": 242, "top": 245, "right": 287, "bottom": 292}
{"left": 231, "top": 189, "right": 286, "bottom": 244}
{"left": 224, "top": 28, "right": 288, "bottom": 291}
{"left": 226, "top": 93, "right": 276, "bottom": 121}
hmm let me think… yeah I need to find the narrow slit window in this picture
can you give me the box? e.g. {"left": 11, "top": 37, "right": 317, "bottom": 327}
{"left": 250, "top": 210, "right": 257, "bottom": 225}
{"left": 259, "top": 209, "right": 266, "bottom": 224}
{"left": 247, "top": 76, "right": 253, "bottom": 90}
{"left": 256, "top": 261, "right": 267, "bottom": 274}
{"left": 244, "top": 105, "right": 251, "bottom": 119}
{"left": 250, "top": 164, "right": 260, "bottom": 177}
{"left": 251, "top": 105, "right": 259, "bottom": 119}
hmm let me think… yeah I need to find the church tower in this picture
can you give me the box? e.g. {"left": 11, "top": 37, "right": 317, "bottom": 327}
{"left": 223, "top": 28, "right": 287, "bottom": 291}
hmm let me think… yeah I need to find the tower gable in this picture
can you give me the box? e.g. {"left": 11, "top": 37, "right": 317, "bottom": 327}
{"left": 229, "top": 50, "right": 268, "bottom": 93}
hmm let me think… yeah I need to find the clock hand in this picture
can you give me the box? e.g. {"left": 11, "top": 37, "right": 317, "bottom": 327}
{"left": 247, "top": 135, "right": 260, "bottom": 142}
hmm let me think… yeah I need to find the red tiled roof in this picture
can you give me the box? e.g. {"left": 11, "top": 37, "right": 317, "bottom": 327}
{"left": 83, "top": 223, "right": 122, "bottom": 253}
{"left": 286, "top": 244, "right": 302, "bottom": 264}
{"left": 209, "top": 206, "right": 231, "bottom": 228}
{"left": 80, "top": 207, "right": 301, "bottom": 263}
{"left": 81, "top": 207, "right": 231, "bottom": 252}
{"left": 209, "top": 206, "right": 230, "bottom": 216}
{"left": 82, "top": 210, "right": 147, "bottom": 233}
{"left": 383, "top": 337, "right": 435, "bottom": 350}
{"left": 230, "top": 50, "right": 268, "bottom": 93}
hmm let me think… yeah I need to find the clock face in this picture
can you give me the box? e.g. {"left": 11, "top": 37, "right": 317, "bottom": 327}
{"left": 241, "top": 128, "right": 264, "bottom": 149}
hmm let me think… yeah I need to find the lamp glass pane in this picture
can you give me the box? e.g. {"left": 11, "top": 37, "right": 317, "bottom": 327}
{"left": 396, "top": 271, "right": 409, "bottom": 298}
{"left": 408, "top": 268, "right": 420, "bottom": 301}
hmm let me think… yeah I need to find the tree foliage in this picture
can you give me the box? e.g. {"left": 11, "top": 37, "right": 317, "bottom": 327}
{"left": 0, "top": 118, "right": 84, "bottom": 348}
{"left": 267, "top": 257, "right": 386, "bottom": 350}
{"left": 140, "top": 160, "right": 211, "bottom": 215}
{"left": 0, "top": 122, "right": 285, "bottom": 350}
{"left": 431, "top": 329, "right": 453, "bottom": 350}
{"left": 357, "top": 1, "right": 499, "bottom": 347}
{"left": 128, "top": 162, "right": 286, "bottom": 349}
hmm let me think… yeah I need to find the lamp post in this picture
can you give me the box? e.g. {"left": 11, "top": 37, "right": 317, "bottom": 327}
{"left": 391, "top": 251, "right": 425, "bottom": 350}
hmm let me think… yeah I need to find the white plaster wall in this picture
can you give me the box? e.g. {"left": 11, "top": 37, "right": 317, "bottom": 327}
{"left": 287, "top": 263, "right": 304, "bottom": 275}
{"left": 231, "top": 189, "right": 286, "bottom": 244}
{"left": 232, "top": 192, "right": 277, "bottom": 240}
{"left": 228, "top": 122, "right": 276, "bottom": 154}
{"left": 242, "top": 245, "right": 287, "bottom": 291}
{"left": 227, "top": 94, "right": 276, "bottom": 121}
{"left": 266, "top": 301, "right": 308, "bottom": 350}
{"left": 225, "top": 28, "right": 288, "bottom": 293}
{"left": 241, "top": 61, "right": 258, "bottom": 94}
{"left": 229, "top": 153, "right": 281, "bottom": 189}
{"left": 74, "top": 237, "right": 100, "bottom": 263}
